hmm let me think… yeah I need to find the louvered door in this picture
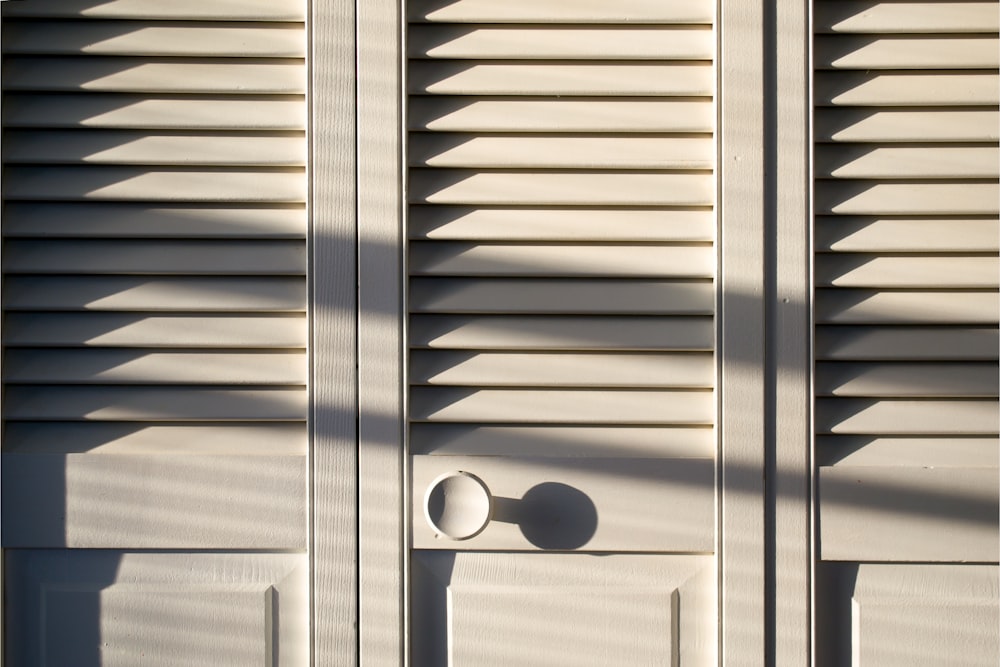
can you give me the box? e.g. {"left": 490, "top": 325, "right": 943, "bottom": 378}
{"left": 813, "top": 1, "right": 1000, "bottom": 663}
{"left": 1, "top": 2, "right": 309, "bottom": 664}
{"left": 405, "top": 1, "right": 718, "bottom": 663}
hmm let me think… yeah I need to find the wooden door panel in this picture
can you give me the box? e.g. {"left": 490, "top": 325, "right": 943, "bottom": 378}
{"left": 411, "top": 552, "right": 715, "bottom": 667}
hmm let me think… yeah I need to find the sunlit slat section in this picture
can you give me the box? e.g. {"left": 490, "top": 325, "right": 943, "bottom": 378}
{"left": 814, "top": 254, "right": 998, "bottom": 288}
{"left": 410, "top": 0, "right": 714, "bottom": 24}
{"left": 814, "top": 36, "right": 999, "bottom": 69}
{"left": 814, "top": 217, "right": 999, "bottom": 252}
{"left": 814, "top": 109, "right": 1000, "bottom": 143}
{"left": 815, "top": 326, "right": 1000, "bottom": 361}
{"left": 815, "top": 362, "right": 999, "bottom": 397}
{"left": 814, "top": 2, "right": 999, "bottom": 33}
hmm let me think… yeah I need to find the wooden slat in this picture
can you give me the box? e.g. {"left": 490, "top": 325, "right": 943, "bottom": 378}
{"left": 814, "top": 72, "right": 1000, "bottom": 106}
{"left": 410, "top": 278, "right": 714, "bottom": 314}
{"left": 815, "top": 146, "right": 999, "bottom": 180}
{"left": 2, "top": 203, "right": 306, "bottom": 238}
{"left": 409, "top": 170, "right": 713, "bottom": 205}
{"left": 815, "top": 182, "right": 999, "bottom": 216}
{"left": 816, "top": 362, "right": 998, "bottom": 397}
{"left": 4, "top": 276, "right": 305, "bottom": 311}
{"left": 408, "top": 207, "right": 714, "bottom": 242}
{"left": 4, "top": 386, "right": 308, "bottom": 420}
{"left": 819, "top": 467, "right": 998, "bottom": 561}
{"left": 3, "top": 422, "right": 307, "bottom": 455}
{"left": 815, "top": 36, "right": 1000, "bottom": 70}
{"left": 408, "top": 26, "right": 713, "bottom": 60}
{"left": 409, "top": 134, "right": 712, "bottom": 169}
{"left": 1, "top": 0, "right": 306, "bottom": 21}
{"left": 410, "top": 387, "right": 714, "bottom": 424}
{"left": 815, "top": 217, "right": 1000, "bottom": 252}
{"left": 3, "top": 94, "right": 305, "bottom": 130}
{"left": 814, "top": 255, "right": 998, "bottom": 288}
{"left": 815, "top": 326, "right": 1000, "bottom": 361}
{"left": 816, "top": 290, "right": 1000, "bottom": 324}
{"left": 4, "top": 350, "right": 306, "bottom": 384}
{"left": 409, "top": 98, "right": 714, "bottom": 133}
{"left": 815, "top": 110, "right": 1000, "bottom": 144}
{"left": 410, "top": 315, "right": 713, "bottom": 350}
{"left": 4, "top": 314, "right": 307, "bottom": 348}
{"left": 409, "top": 62, "right": 714, "bottom": 96}
{"left": 816, "top": 398, "right": 999, "bottom": 434}
{"left": 3, "top": 240, "right": 305, "bottom": 275}
{"left": 2, "top": 22, "right": 306, "bottom": 57}
{"left": 4, "top": 131, "right": 305, "bottom": 166}
{"left": 814, "top": 2, "right": 1000, "bottom": 34}
{"left": 409, "top": 0, "right": 714, "bottom": 24}
{"left": 816, "top": 436, "right": 999, "bottom": 468}
{"left": 410, "top": 423, "right": 714, "bottom": 457}
{"left": 4, "top": 166, "right": 306, "bottom": 202}
{"left": 409, "top": 243, "right": 713, "bottom": 277}
{"left": 2, "top": 58, "right": 306, "bottom": 94}
{"left": 410, "top": 351, "right": 713, "bottom": 387}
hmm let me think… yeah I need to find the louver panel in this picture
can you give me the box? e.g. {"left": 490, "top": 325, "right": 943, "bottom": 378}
{"left": 1, "top": 1, "right": 308, "bottom": 552}
{"left": 406, "top": 0, "right": 715, "bottom": 554}
{"left": 812, "top": 0, "right": 999, "bottom": 576}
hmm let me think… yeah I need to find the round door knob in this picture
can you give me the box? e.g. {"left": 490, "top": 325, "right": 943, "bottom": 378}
{"left": 424, "top": 471, "right": 493, "bottom": 540}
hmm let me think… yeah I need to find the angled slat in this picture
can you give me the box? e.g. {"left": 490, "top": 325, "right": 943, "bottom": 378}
{"left": 2, "top": 203, "right": 306, "bottom": 238}
{"left": 410, "top": 423, "right": 714, "bottom": 457}
{"left": 4, "top": 166, "right": 306, "bottom": 202}
{"left": 4, "top": 277, "right": 306, "bottom": 312}
{"left": 816, "top": 290, "right": 1000, "bottom": 325}
{"left": 409, "top": 134, "right": 713, "bottom": 169}
{"left": 4, "top": 387, "right": 308, "bottom": 421}
{"left": 815, "top": 146, "right": 999, "bottom": 180}
{"left": 409, "top": 98, "right": 713, "bottom": 133}
{"left": 0, "top": 0, "right": 306, "bottom": 20}
{"left": 4, "top": 314, "right": 307, "bottom": 348}
{"left": 814, "top": 255, "right": 999, "bottom": 288}
{"left": 815, "top": 72, "right": 1000, "bottom": 107}
{"left": 815, "top": 110, "right": 1000, "bottom": 144}
{"left": 408, "top": 207, "right": 714, "bottom": 242}
{"left": 2, "top": 58, "right": 306, "bottom": 94}
{"left": 4, "top": 350, "right": 306, "bottom": 385}
{"left": 815, "top": 217, "right": 1000, "bottom": 252}
{"left": 409, "top": 62, "right": 714, "bottom": 96}
{"left": 814, "top": 2, "right": 1000, "bottom": 34}
{"left": 4, "top": 131, "right": 305, "bottom": 166}
{"left": 409, "top": 0, "right": 714, "bottom": 24}
{"left": 816, "top": 362, "right": 999, "bottom": 397}
{"left": 815, "top": 182, "right": 999, "bottom": 216}
{"left": 815, "top": 36, "right": 1000, "bottom": 70}
{"left": 3, "top": 240, "right": 305, "bottom": 275}
{"left": 815, "top": 327, "right": 1000, "bottom": 361}
{"left": 3, "top": 95, "right": 306, "bottom": 130}
{"left": 3, "top": 422, "right": 307, "bottom": 455}
{"left": 816, "top": 398, "right": 999, "bottom": 434}
{"left": 409, "top": 243, "right": 713, "bottom": 277}
{"left": 408, "top": 26, "right": 713, "bottom": 60}
{"left": 409, "top": 170, "right": 713, "bottom": 206}
{"left": 2, "top": 22, "right": 306, "bottom": 57}
{"left": 410, "top": 351, "right": 713, "bottom": 387}
{"left": 410, "top": 278, "right": 715, "bottom": 315}
{"left": 410, "top": 315, "right": 714, "bottom": 350}
{"left": 410, "top": 388, "right": 714, "bottom": 424}
{"left": 816, "top": 435, "right": 1000, "bottom": 468}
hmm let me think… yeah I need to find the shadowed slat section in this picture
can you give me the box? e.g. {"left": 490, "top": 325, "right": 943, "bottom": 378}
{"left": 1, "top": 0, "right": 306, "bottom": 20}
{"left": 813, "top": 0, "right": 999, "bottom": 585}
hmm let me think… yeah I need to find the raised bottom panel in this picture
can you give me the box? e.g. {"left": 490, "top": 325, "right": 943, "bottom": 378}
{"left": 411, "top": 552, "right": 715, "bottom": 667}
{"left": 5, "top": 551, "right": 308, "bottom": 667}
{"left": 816, "top": 563, "right": 999, "bottom": 667}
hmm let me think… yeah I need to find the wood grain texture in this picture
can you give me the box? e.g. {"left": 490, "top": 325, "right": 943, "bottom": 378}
{"left": 310, "top": 0, "right": 357, "bottom": 663}
{"left": 720, "top": 0, "right": 766, "bottom": 662}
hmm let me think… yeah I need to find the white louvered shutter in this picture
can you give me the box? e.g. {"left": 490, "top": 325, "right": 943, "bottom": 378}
{"left": 405, "top": 1, "right": 719, "bottom": 662}
{"left": 813, "top": 1, "right": 1000, "bottom": 663}
{"left": 1, "top": 2, "right": 309, "bottom": 664}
